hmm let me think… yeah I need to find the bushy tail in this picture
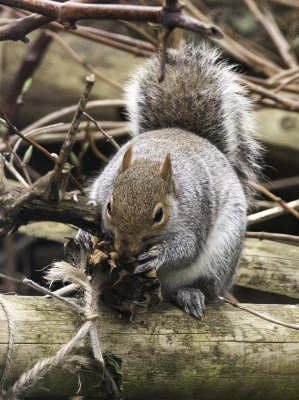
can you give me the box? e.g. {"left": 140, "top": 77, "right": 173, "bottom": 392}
{"left": 125, "top": 44, "right": 262, "bottom": 204}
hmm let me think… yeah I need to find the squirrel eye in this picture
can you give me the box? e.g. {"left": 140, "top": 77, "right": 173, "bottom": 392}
{"left": 107, "top": 201, "right": 112, "bottom": 216}
{"left": 153, "top": 207, "right": 163, "bottom": 223}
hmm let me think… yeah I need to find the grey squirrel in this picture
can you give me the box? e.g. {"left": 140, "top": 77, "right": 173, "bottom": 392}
{"left": 81, "top": 44, "right": 262, "bottom": 319}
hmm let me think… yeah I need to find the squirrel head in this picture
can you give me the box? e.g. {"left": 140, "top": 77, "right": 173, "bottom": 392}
{"left": 103, "top": 144, "right": 176, "bottom": 259}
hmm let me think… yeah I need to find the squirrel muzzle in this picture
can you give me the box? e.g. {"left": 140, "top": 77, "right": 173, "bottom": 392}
{"left": 114, "top": 236, "right": 143, "bottom": 260}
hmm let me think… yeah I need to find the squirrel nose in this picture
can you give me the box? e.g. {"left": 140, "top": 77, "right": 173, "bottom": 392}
{"left": 114, "top": 238, "right": 141, "bottom": 259}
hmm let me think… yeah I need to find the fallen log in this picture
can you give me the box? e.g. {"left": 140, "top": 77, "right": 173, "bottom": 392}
{"left": 0, "top": 295, "right": 298, "bottom": 399}
{"left": 236, "top": 238, "right": 299, "bottom": 299}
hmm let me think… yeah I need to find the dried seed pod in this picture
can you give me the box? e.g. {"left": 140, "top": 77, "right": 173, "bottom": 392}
{"left": 89, "top": 235, "right": 163, "bottom": 319}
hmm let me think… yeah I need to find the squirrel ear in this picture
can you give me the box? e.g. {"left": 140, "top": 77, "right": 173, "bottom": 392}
{"left": 160, "top": 152, "right": 172, "bottom": 183}
{"left": 121, "top": 144, "right": 133, "bottom": 172}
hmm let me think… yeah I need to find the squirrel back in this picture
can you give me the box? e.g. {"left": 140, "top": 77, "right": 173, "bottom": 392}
{"left": 125, "top": 44, "right": 262, "bottom": 204}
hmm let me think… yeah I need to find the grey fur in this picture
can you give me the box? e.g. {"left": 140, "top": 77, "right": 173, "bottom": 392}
{"left": 83, "top": 45, "right": 262, "bottom": 319}
{"left": 125, "top": 44, "right": 262, "bottom": 203}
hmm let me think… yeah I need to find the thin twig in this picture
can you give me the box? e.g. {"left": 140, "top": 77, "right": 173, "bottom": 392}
{"left": 0, "top": 131, "right": 32, "bottom": 185}
{"left": 119, "top": 20, "right": 157, "bottom": 45}
{"left": 247, "top": 181, "right": 299, "bottom": 220}
{"left": 22, "top": 100, "right": 125, "bottom": 135}
{"left": 269, "top": 66, "right": 299, "bottom": 83}
{"left": 87, "top": 130, "right": 109, "bottom": 163}
{"left": 244, "top": 0, "right": 297, "bottom": 68}
{"left": 49, "top": 74, "right": 95, "bottom": 199}
{"left": 0, "top": 108, "right": 57, "bottom": 163}
{"left": 62, "top": 24, "right": 154, "bottom": 57}
{"left": 83, "top": 112, "right": 120, "bottom": 150}
{"left": 46, "top": 30, "right": 122, "bottom": 91}
{"left": 245, "top": 231, "right": 299, "bottom": 247}
{"left": 262, "top": 175, "right": 299, "bottom": 191}
{"left": 0, "top": 273, "right": 23, "bottom": 284}
{"left": 247, "top": 199, "right": 299, "bottom": 225}
{"left": 23, "top": 278, "right": 83, "bottom": 314}
{"left": 158, "top": 28, "right": 171, "bottom": 82}
{"left": 184, "top": 0, "right": 282, "bottom": 76}
{"left": 219, "top": 296, "right": 299, "bottom": 331}
{"left": 238, "top": 77, "right": 299, "bottom": 111}
{"left": 274, "top": 72, "right": 299, "bottom": 93}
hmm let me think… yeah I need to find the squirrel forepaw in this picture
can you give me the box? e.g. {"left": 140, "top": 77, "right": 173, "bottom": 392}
{"left": 133, "top": 244, "right": 167, "bottom": 274}
{"left": 174, "top": 288, "right": 206, "bottom": 319}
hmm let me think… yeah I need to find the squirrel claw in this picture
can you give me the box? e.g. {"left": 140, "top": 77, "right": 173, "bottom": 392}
{"left": 174, "top": 288, "right": 206, "bottom": 320}
{"left": 134, "top": 244, "right": 166, "bottom": 274}
{"left": 133, "top": 262, "right": 156, "bottom": 275}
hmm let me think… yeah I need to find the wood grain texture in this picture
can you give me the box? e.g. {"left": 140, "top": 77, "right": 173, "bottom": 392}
{"left": 236, "top": 239, "right": 299, "bottom": 299}
{"left": 0, "top": 295, "right": 299, "bottom": 399}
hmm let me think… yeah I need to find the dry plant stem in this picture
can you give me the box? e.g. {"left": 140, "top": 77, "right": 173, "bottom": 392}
{"left": 244, "top": 0, "right": 297, "bottom": 68}
{"left": 245, "top": 231, "right": 299, "bottom": 247}
{"left": 0, "top": 273, "right": 22, "bottom": 284}
{"left": 77, "top": 25, "right": 154, "bottom": 52}
{"left": 10, "top": 123, "right": 64, "bottom": 155}
{"left": 270, "top": 66, "right": 299, "bottom": 82}
{"left": 184, "top": 0, "right": 281, "bottom": 76}
{"left": 44, "top": 282, "right": 80, "bottom": 298}
{"left": 239, "top": 77, "right": 299, "bottom": 111}
{"left": 1, "top": 110, "right": 83, "bottom": 194}
{"left": 83, "top": 112, "right": 120, "bottom": 151}
{"left": 49, "top": 74, "right": 95, "bottom": 200}
{"left": 247, "top": 199, "right": 299, "bottom": 225}
{"left": 87, "top": 131, "right": 109, "bottom": 163}
{"left": 0, "top": 131, "right": 32, "bottom": 186}
{"left": 23, "top": 278, "right": 83, "bottom": 313}
{"left": 2, "top": 30, "right": 52, "bottom": 119}
{"left": 0, "top": 109, "right": 73, "bottom": 187}
{"left": 248, "top": 181, "right": 299, "bottom": 220}
{"left": 263, "top": 175, "right": 299, "bottom": 191}
{"left": 246, "top": 76, "right": 299, "bottom": 95}
{"left": 0, "top": 154, "right": 8, "bottom": 194}
{"left": 0, "top": 0, "right": 223, "bottom": 41}
{"left": 0, "top": 109, "right": 57, "bottom": 163}
{"left": 219, "top": 296, "right": 299, "bottom": 331}
{"left": 270, "top": 0, "right": 299, "bottom": 7}
{"left": 63, "top": 24, "right": 154, "bottom": 57}
{"left": 22, "top": 100, "right": 125, "bottom": 135}
{"left": 4, "top": 160, "right": 30, "bottom": 188}
{"left": 46, "top": 30, "right": 122, "bottom": 91}
{"left": 274, "top": 72, "right": 299, "bottom": 93}
{"left": 3, "top": 124, "right": 128, "bottom": 151}
{"left": 119, "top": 20, "right": 157, "bottom": 45}
{"left": 5, "top": 101, "right": 125, "bottom": 155}
{"left": 159, "top": 28, "right": 171, "bottom": 82}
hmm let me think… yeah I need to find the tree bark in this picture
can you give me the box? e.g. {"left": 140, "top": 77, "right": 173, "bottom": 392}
{"left": 236, "top": 238, "right": 299, "bottom": 299}
{"left": 0, "top": 295, "right": 299, "bottom": 399}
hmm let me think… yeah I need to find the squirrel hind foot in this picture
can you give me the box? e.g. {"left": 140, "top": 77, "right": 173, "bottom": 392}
{"left": 174, "top": 287, "right": 206, "bottom": 319}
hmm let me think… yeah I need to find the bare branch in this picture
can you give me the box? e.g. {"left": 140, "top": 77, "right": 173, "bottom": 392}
{"left": 244, "top": 0, "right": 297, "bottom": 68}
{"left": 247, "top": 199, "right": 299, "bottom": 225}
{"left": 49, "top": 74, "right": 95, "bottom": 199}
{"left": 0, "top": 1, "right": 223, "bottom": 42}
{"left": 247, "top": 181, "right": 299, "bottom": 220}
{"left": 238, "top": 77, "right": 299, "bottom": 111}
